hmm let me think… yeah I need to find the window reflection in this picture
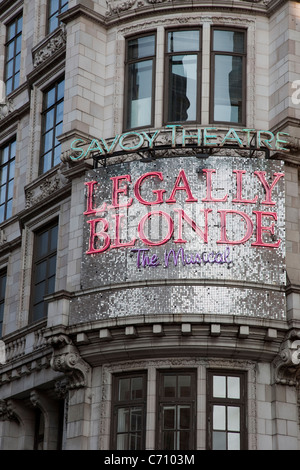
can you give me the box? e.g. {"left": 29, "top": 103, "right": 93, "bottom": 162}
{"left": 126, "top": 35, "right": 155, "bottom": 130}
{"left": 212, "top": 29, "right": 246, "bottom": 124}
{"left": 166, "top": 30, "right": 201, "bottom": 123}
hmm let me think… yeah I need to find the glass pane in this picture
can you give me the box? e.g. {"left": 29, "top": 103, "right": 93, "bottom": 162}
{"left": 214, "top": 55, "right": 243, "bottom": 123}
{"left": 7, "top": 180, "right": 14, "bottom": 200}
{"left": 6, "top": 199, "right": 12, "bottom": 219}
{"left": 40, "top": 152, "right": 52, "bottom": 174}
{"left": 34, "top": 281, "right": 46, "bottom": 304}
{"left": 228, "top": 376, "right": 240, "bottom": 399}
{"left": 56, "top": 101, "right": 64, "bottom": 123}
{"left": 130, "top": 433, "right": 141, "bottom": 450}
{"left": 213, "top": 30, "right": 245, "bottom": 53}
{"left": 213, "top": 375, "right": 226, "bottom": 398}
{"left": 9, "top": 159, "right": 15, "bottom": 179}
{"left": 54, "top": 144, "right": 62, "bottom": 166}
{"left": 179, "top": 430, "right": 190, "bottom": 450}
{"left": 5, "top": 78, "right": 12, "bottom": 95}
{"left": 213, "top": 431, "right": 226, "bottom": 450}
{"left": 119, "top": 378, "right": 130, "bottom": 401}
{"left": 50, "top": 0, "right": 59, "bottom": 15}
{"left": 168, "top": 54, "right": 197, "bottom": 122}
{"left": 228, "top": 432, "right": 240, "bottom": 450}
{"left": 163, "top": 431, "right": 175, "bottom": 450}
{"left": 46, "top": 87, "right": 56, "bottom": 108}
{"left": 163, "top": 406, "right": 175, "bottom": 429}
{"left": 0, "top": 186, "right": 6, "bottom": 205}
{"left": 48, "top": 274, "right": 56, "bottom": 294}
{"left": 16, "top": 35, "right": 22, "bottom": 54}
{"left": 50, "top": 225, "right": 58, "bottom": 251}
{"left": 17, "top": 17, "right": 23, "bottom": 34}
{"left": 7, "top": 22, "right": 16, "bottom": 41}
{"left": 10, "top": 140, "right": 16, "bottom": 159}
{"left": 49, "top": 16, "right": 58, "bottom": 33}
{"left": 178, "top": 406, "right": 190, "bottom": 429}
{"left": 45, "top": 109, "right": 55, "bottom": 131}
{"left": 128, "top": 35, "right": 155, "bottom": 60}
{"left": 2, "top": 146, "right": 9, "bottom": 164}
{"left": 0, "top": 166, "right": 7, "bottom": 185}
{"left": 127, "top": 60, "right": 153, "bottom": 128}
{"left": 5, "top": 60, "right": 14, "bottom": 80}
{"left": 0, "top": 205, "right": 4, "bottom": 223}
{"left": 130, "top": 408, "right": 142, "bottom": 431}
{"left": 213, "top": 405, "right": 226, "bottom": 430}
{"left": 7, "top": 42, "right": 15, "bottom": 60}
{"left": 163, "top": 375, "right": 176, "bottom": 397}
{"left": 178, "top": 375, "right": 191, "bottom": 397}
{"left": 57, "top": 80, "right": 65, "bottom": 101}
{"left": 35, "top": 261, "right": 47, "bottom": 282}
{"left": 0, "top": 276, "right": 7, "bottom": 299}
{"left": 168, "top": 30, "right": 199, "bottom": 53}
{"left": 15, "top": 53, "right": 21, "bottom": 73}
{"left": 228, "top": 407, "right": 240, "bottom": 432}
{"left": 36, "top": 231, "right": 49, "bottom": 257}
{"left": 33, "top": 302, "right": 45, "bottom": 321}
{"left": 131, "top": 377, "right": 143, "bottom": 399}
{"left": 48, "top": 255, "right": 57, "bottom": 277}
{"left": 117, "top": 408, "right": 129, "bottom": 432}
{"left": 117, "top": 433, "right": 128, "bottom": 450}
{"left": 14, "top": 72, "right": 20, "bottom": 89}
{"left": 44, "top": 130, "right": 54, "bottom": 153}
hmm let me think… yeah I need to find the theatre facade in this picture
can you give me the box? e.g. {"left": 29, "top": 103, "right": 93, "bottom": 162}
{"left": 0, "top": 0, "right": 300, "bottom": 451}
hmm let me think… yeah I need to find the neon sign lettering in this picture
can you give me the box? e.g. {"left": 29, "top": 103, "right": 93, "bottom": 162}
{"left": 71, "top": 126, "right": 290, "bottom": 160}
{"left": 84, "top": 167, "right": 284, "bottom": 255}
{"left": 131, "top": 247, "right": 232, "bottom": 269}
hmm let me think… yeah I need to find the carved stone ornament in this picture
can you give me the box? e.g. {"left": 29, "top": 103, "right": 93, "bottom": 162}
{"left": 274, "top": 329, "right": 300, "bottom": 386}
{"left": 106, "top": 0, "right": 272, "bottom": 16}
{"left": 47, "top": 334, "right": 91, "bottom": 389}
{"left": 33, "top": 27, "right": 66, "bottom": 68}
{"left": 0, "top": 98, "right": 15, "bottom": 121}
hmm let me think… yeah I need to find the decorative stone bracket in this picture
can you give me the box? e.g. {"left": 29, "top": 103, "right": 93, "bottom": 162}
{"left": 47, "top": 334, "right": 91, "bottom": 390}
{"left": 274, "top": 329, "right": 300, "bottom": 386}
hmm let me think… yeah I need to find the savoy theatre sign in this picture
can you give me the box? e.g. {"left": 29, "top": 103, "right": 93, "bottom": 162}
{"left": 74, "top": 127, "right": 287, "bottom": 323}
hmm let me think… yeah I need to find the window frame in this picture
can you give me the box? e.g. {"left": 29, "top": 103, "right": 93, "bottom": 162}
{"left": 29, "top": 219, "right": 58, "bottom": 323}
{"left": 0, "top": 269, "right": 7, "bottom": 338}
{"left": 47, "top": 0, "right": 68, "bottom": 35}
{"left": 39, "top": 77, "right": 64, "bottom": 175}
{"left": 123, "top": 32, "right": 156, "bottom": 131}
{"left": 164, "top": 27, "right": 202, "bottom": 125}
{"left": 0, "top": 137, "right": 16, "bottom": 224}
{"left": 156, "top": 369, "right": 197, "bottom": 450}
{"left": 4, "top": 13, "right": 23, "bottom": 96}
{"left": 210, "top": 26, "right": 247, "bottom": 126}
{"left": 110, "top": 371, "right": 147, "bottom": 450}
{"left": 206, "top": 369, "right": 248, "bottom": 450}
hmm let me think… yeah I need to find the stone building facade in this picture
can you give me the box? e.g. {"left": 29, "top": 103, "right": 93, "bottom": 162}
{"left": 0, "top": 0, "right": 300, "bottom": 451}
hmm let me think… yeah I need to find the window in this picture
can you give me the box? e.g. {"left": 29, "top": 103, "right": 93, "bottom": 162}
{"left": 0, "top": 139, "right": 16, "bottom": 223}
{"left": 124, "top": 34, "right": 156, "bottom": 130}
{"left": 211, "top": 28, "right": 246, "bottom": 125}
{"left": 157, "top": 370, "right": 196, "bottom": 450}
{"left": 48, "top": 0, "right": 68, "bottom": 34}
{"left": 207, "top": 370, "right": 247, "bottom": 450}
{"left": 34, "top": 408, "right": 45, "bottom": 450}
{"left": 165, "top": 29, "right": 201, "bottom": 123}
{"left": 5, "top": 14, "right": 22, "bottom": 95}
{"left": 31, "top": 221, "right": 58, "bottom": 322}
{"left": 111, "top": 372, "right": 147, "bottom": 450}
{"left": 0, "top": 271, "right": 7, "bottom": 337}
{"left": 40, "top": 78, "right": 64, "bottom": 174}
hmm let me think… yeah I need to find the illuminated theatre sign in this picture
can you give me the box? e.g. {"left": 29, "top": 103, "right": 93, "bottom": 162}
{"left": 73, "top": 127, "right": 287, "bottom": 323}
{"left": 70, "top": 126, "right": 290, "bottom": 161}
